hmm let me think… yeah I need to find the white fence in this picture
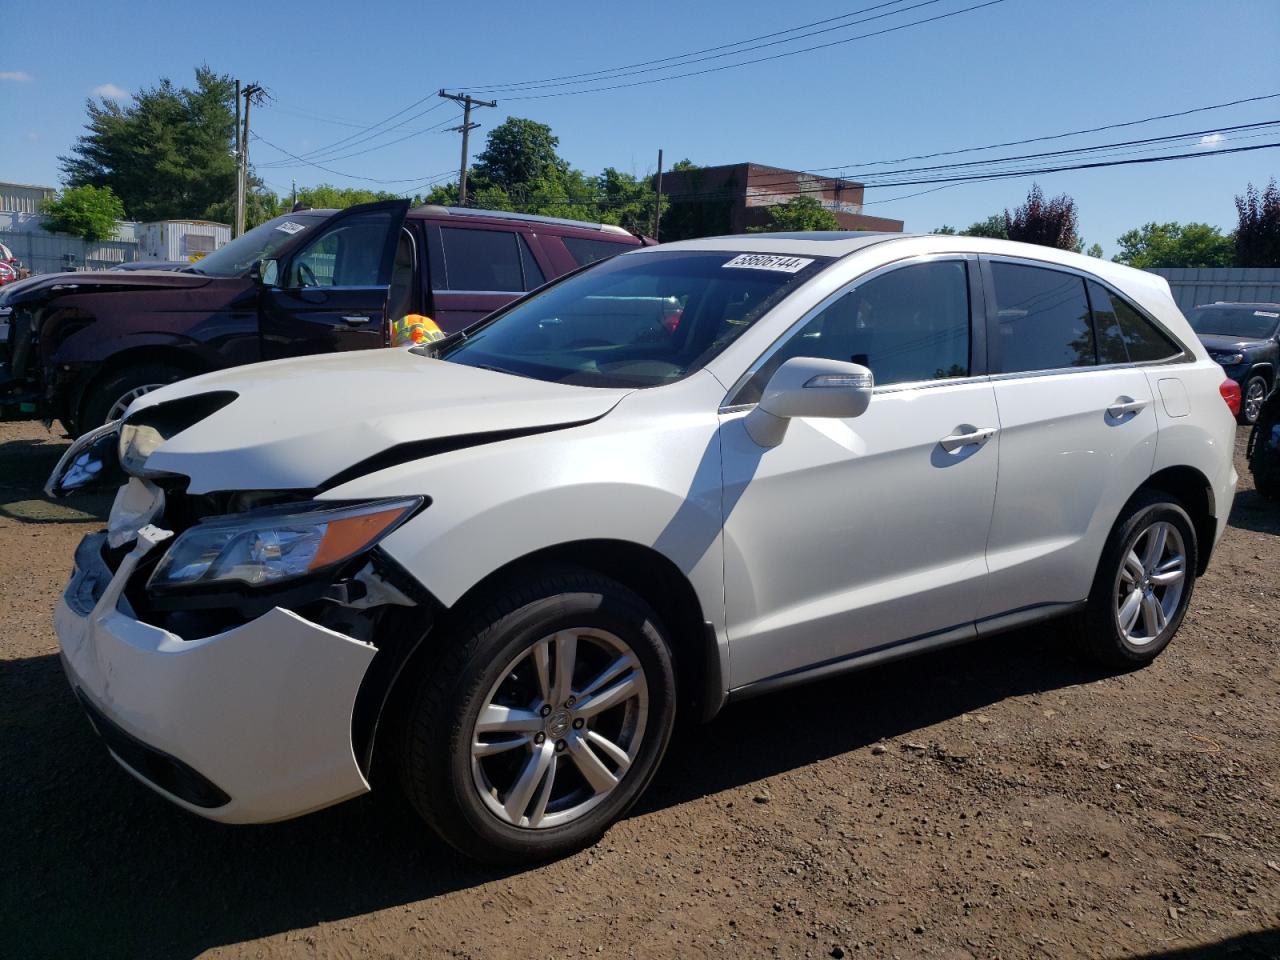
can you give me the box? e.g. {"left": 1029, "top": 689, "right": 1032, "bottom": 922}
{"left": 0, "top": 230, "right": 138, "bottom": 273}
{"left": 1146, "top": 267, "right": 1280, "bottom": 313}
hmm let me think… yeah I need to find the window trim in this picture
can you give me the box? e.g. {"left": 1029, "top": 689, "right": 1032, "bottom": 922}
{"left": 721, "top": 253, "right": 984, "bottom": 410}
{"left": 978, "top": 254, "right": 1190, "bottom": 380}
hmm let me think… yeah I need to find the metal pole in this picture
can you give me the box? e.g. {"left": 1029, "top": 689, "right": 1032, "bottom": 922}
{"left": 234, "top": 80, "right": 243, "bottom": 237}
{"left": 653, "top": 148, "right": 664, "bottom": 242}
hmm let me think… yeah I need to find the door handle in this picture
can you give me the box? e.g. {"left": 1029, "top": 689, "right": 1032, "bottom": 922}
{"left": 340, "top": 314, "right": 372, "bottom": 326}
{"left": 939, "top": 426, "right": 997, "bottom": 452}
{"left": 1107, "top": 396, "right": 1147, "bottom": 418}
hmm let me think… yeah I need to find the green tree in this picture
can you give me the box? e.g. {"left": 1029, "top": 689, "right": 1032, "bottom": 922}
{"left": 202, "top": 174, "right": 283, "bottom": 229}
{"left": 1084, "top": 242, "right": 1104, "bottom": 258}
{"left": 1005, "top": 184, "right": 1078, "bottom": 250}
{"left": 473, "top": 117, "right": 569, "bottom": 194}
{"left": 40, "top": 184, "right": 126, "bottom": 241}
{"left": 930, "top": 215, "right": 1007, "bottom": 238}
{"left": 1113, "top": 222, "right": 1234, "bottom": 268}
{"left": 60, "top": 66, "right": 237, "bottom": 222}
{"left": 1235, "top": 179, "right": 1280, "bottom": 267}
{"left": 749, "top": 195, "right": 840, "bottom": 232}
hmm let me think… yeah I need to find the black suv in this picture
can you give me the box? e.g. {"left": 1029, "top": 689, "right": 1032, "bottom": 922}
{"left": 1187, "top": 301, "right": 1280, "bottom": 425}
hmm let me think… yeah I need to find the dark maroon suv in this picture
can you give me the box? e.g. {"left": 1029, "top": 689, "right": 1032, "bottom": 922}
{"left": 0, "top": 201, "right": 649, "bottom": 434}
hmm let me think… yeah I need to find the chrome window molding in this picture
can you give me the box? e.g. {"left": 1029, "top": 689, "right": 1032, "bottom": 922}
{"left": 721, "top": 253, "right": 979, "bottom": 408}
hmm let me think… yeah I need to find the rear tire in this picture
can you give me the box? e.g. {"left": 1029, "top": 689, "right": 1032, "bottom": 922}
{"left": 79, "top": 362, "right": 187, "bottom": 434}
{"left": 398, "top": 568, "right": 677, "bottom": 864}
{"left": 1075, "top": 490, "right": 1198, "bottom": 669}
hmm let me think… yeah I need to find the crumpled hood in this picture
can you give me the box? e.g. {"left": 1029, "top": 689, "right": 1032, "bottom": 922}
{"left": 131, "top": 350, "right": 632, "bottom": 493}
{"left": 6, "top": 268, "right": 213, "bottom": 303}
{"left": 1198, "top": 333, "right": 1265, "bottom": 353}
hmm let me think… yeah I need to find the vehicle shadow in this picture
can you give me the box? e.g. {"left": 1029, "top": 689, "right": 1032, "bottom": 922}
{"left": 1, "top": 624, "right": 1111, "bottom": 959}
{"left": 1227, "top": 487, "right": 1280, "bottom": 537}
{"left": 0, "top": 437, "right": 111, "bottom": 524}
{"left": 1127, "top": 928, "right": 1280, "bottom": 959}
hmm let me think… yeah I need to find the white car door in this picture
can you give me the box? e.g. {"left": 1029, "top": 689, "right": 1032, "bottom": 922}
{"left": 718, "top": 257, "right": 1001, "bottom": 690}
{"left": 977, "top": 258, "right": 1161, "bottom": 620}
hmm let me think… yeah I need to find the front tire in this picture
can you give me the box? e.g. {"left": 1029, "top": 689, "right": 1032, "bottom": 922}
{"left": 79, "top": 362, "right": 187, "bottom": 434}
{"left": 399, "top": 569, "right": 677, "bottom": 864}
{"left": 1240, "top": 375, "right": 1268, "bottom": 426}
{"left": 1076, "top": 491, "right": 1198, "bottom": 668}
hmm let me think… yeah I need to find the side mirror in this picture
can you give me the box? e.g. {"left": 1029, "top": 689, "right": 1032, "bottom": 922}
{"left": 744, "top": 356, "right": 874, "bottom": 447}
{"left": 254, "top": 259, "right": 279, "bottom": 286}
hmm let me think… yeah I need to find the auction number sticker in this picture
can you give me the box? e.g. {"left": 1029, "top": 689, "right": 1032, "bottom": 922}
{"left": 1254, "top": 310, "right": 1279, "bottom": 318}
{"left": 722, "top": 253, "right": 814, "bottom": 273}
{"left": 275, "top": 221, "right": 308, "bottom": 235}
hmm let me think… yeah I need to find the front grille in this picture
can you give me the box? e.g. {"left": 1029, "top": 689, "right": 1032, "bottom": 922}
{"left": 76, "top": 690, "right": 231, "bottom": 809}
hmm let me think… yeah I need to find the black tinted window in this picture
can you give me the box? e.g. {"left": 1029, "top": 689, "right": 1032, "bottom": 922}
{"left": 440, "top": 227, "right": 523, "bottom": 291}
{"left": 519, "top": 234, "right": 545, "bottom": 289}
{"left": 736, "top": 260, "right": 970, "bottom": 404}
{"left": 1087, "top": 281, "right": 1129, "bottom": 365}
{"left": 1113, "top": 292, "right": 1179, "bottom": 361}
{"left": 288, "top": 211, "right": 396, "bottom": 288}
{"left": 990, "top": 263, "right": 1094, "bottom": 372}
{"left": 563, "top": 235, "right": 631, "bottom": 267}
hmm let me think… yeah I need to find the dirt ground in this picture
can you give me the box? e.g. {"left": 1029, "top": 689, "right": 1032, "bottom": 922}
{"left": 1, "top": 418, "right": 1277, "bottom": 960}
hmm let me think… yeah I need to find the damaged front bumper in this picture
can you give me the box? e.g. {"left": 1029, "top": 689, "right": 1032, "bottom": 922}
{"left": 55, "top": 527, "right": 379, "bottom": 823}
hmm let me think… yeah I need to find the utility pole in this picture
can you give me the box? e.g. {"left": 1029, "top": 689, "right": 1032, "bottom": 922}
{"left": 438, "top": 90, "right": 497, "bottom": 206}
{"left": 234, "top": 80, "right": 243, "bottom": 237}
{"left": 653, "top": 149, "right": 664, "bottom": 242}
{"left": 236, "top": 83, "right": 264, "bottom": 236}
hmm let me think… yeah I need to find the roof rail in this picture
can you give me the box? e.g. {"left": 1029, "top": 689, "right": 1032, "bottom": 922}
{"left": 410, "top": 205, "right": 631, "bottom": 236}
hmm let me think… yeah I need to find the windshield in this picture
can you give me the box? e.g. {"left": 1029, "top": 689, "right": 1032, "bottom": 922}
{"left": 188, "top": 213, "right": 329, "bottom": 277}
{"left": 1189, "top": 306, "right": 1280, "bottom": 339}
{"left": 438, "top": 250, "right": 831, "bottom": 388}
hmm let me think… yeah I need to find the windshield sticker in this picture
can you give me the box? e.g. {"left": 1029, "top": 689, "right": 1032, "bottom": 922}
{"left": 1254, "top": 310, "right": 1279, "bottom": 318}
{"left": 275, "top": 221, "right": 308, "bottom": 235}
{"left": 722, "top": 253, "right": 815, "bottom": 273}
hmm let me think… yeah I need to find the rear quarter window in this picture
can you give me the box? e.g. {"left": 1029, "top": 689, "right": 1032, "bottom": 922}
{"left": 562, "top": 235, "right": 635, "bottom": 267}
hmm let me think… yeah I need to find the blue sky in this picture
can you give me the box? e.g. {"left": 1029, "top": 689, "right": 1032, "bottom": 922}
{"left": 3, "top": 0, "right": 1278, "bottom": 254}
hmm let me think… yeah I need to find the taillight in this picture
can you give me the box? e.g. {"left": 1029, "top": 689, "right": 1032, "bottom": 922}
{"left": 1220, "top": 378, "right": 1241, "bottom": 417}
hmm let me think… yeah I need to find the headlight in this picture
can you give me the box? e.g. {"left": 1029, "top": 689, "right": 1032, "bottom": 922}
{"left": 118, "top": 421, "right": 168, "bottom": 475}
{"left": 147, "top": 497, "right": 422, "bottom": 592}
{"left": 1211, "top": 351, "right": 1244, "bottom": 365}
{"left": 45, "top": 420, "right": 123, "bottom": 498}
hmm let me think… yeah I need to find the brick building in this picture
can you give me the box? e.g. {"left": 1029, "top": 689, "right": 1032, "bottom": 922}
{"left": 657, "top": 162, "right": 904, "bottom": 235}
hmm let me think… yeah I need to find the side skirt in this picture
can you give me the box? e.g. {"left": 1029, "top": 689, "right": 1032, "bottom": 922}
{"left": 726, "top": 600, "right": 1086, "bottom": 703}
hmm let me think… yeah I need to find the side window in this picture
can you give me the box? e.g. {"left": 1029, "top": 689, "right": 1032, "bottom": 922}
{"left": 1109, "top": 288, "right": 1180, "bottom": 362}
{"left": 563, "top": 235, "right": 630, "bottom": 267}
{"left": 989, "top": 262, "right": 1094, "bottom": 373}
{"left": 388, "top": 229, "right": 417, "bottom": 320}
{"left": 440, "top": 227, "right": 523, "bottom": 292}
{"left": 735, "top": 260, "right": 971, "bottom": 405}
{"left": 519, "top": 234, "right": 546, "bottom": 289}
{"left": 1087, "top": 281, "right": 1129, "bottom": 365}
{"left": 287, "top": 211, "right": 394, "bottom": 288}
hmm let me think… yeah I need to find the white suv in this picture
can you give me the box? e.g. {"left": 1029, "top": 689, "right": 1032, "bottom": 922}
{"left": 49, "top": 232, "right": 1238, "bottom": 862}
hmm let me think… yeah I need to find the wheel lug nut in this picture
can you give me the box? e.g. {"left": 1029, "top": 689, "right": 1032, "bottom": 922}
{"left": 573, "top": 718, "right": 585, "bottom": 730}
{"left": 534, "top": 733, "right": 545, "bottom": 744}
{"left": 539, "top": 704, "right": 552, "bottom": 717}
{"left": 555, "top": 740, "right": 567, "bottom": 752}
{"left": 565, "top": 696, "right": 576, "bottom": 707}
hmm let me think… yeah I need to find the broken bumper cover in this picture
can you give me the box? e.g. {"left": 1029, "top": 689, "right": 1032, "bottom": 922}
{"left": 54, "top": 530, "right": 378, "bottom": 824}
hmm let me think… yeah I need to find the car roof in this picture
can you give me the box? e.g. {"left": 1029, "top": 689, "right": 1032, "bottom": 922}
{"left": 643, "top": 231, "right": 910, "bottom": 257}
{"left": 1196, "top": 301, "right": 1280, "bottom": 310}
{"left": 408, "top": 204, "right": 636, "bottom": 238}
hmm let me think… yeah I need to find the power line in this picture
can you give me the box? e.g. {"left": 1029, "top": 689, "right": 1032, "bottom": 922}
{"left": 251, "top": 132, "right": 450, "bottom": 184}
{"left": 261, "top": 95, "right": 443, "bottom": 166}
{"left": 505, "top": 0, "right": 1008, "bottom": 100}
{"left": 462, "top": 0, "right": 939, "bottom": 94}
{"left": 457, "top": 0, "right": 920, "bottom": 92}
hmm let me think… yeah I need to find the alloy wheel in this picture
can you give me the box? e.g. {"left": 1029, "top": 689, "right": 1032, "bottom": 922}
{"left": 1245, "top": 379, "right": 1267, "bottom": 423}
{"left": 107, "top": 383, "right": 165, "bottom": 422}
{"left": 470, "top": 627, "right": 648, "bottom": 829}
{"left": 1113, "top": 520, "right": 1187, "bottom": 646}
